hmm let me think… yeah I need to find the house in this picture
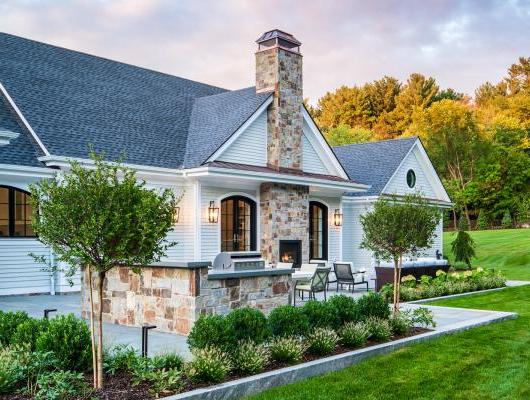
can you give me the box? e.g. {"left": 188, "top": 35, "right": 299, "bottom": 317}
{"left": 0, "top": 30, "right": 451, "bottom": 297}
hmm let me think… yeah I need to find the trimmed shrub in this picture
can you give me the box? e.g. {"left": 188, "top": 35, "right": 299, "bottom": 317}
{"left": 328, "top": 295, "right": 360, "bottom": 325}
{"left": 226, "top": 307, "right": 269, "bottom": 344}
{"left": 35, "top": 314, "right": 91, "bottom": 372}
{"left": 186, "top": 347, "right": 231, "bottom": 384}
{"left": 187, "top": 314, "right": 232, "bottom": 350}
{"left": 365, "top": 317, "right": 392, "bottom": 342}
{"left": 338, "top": 322, "right": 370, "bottom": 348}
{"left": 356, "top": 292, "right": 390, "bottom": 321}
{"left": 389, "top": 312, "right": 413, "bottom": 335}
{"left": 11, "top": 318, "right": 49, "bottom": 351}
{"left": 0, "top": 311, "right": 31, "bottom": 346}
{"left": 0, "top": 347, "right": 23, "bottom": 394}
{"left": 476, "top": 210, "right": 488, "bottom": 230}
{"left": 35, "top": 370, "right": 92, "bottom": 400}
{"left": 306, "top": 328, "right": 339, "bottom": 356}
{"left": 232, "top": 341, "right": 270, "bottom": 375}
{"left": 268, "top": 336, "right": 306, "bottom": 365}
{"left": 104, "top": 345, "right": 140, "bottom": 375}
{"left": 267, "top": 306, "right": 309, "bottom": 337}
{"left": 302, "top": 300, "right": 341, "bottom": 329}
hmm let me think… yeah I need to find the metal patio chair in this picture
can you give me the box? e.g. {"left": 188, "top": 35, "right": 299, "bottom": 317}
{"left": 294, "top": 267, "right": 330, "bottom": 305}
{"left": 333, "top": 262, "right": 369, "bottom": 292}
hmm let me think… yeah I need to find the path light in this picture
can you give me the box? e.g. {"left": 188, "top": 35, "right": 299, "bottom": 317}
{"left": 172, "top": 206, "right": 180, "bottom": 224}
{"left": 333, "top": 209, "right": 343, "bottom": 227}
{"left": 208, "top": 201, "right": 219, "bottom": 223}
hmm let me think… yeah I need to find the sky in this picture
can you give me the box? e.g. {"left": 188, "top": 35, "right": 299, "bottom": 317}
{"left": 1, "top": 0, "right": 529, "bottom": 103}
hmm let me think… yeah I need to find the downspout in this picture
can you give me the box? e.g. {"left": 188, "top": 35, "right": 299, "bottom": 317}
{"left": 49, "top": 248, "right": 56, "bottom": 295}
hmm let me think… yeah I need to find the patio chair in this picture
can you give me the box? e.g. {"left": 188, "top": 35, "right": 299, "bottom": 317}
{"left": 294, "top": 267, "right": 330, "bottom": 305}
{"left": 333, "top": 262, "right": 369, "bottom": 292}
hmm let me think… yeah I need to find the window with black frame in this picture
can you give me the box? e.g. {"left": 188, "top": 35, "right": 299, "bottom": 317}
{"left": 309, "top": 201, "right": 328, "bottom": 260}
{"left": 0, "top": 186, "right": 34, "bottom": 238}
{"left": 220, "top": 196, "right": 256, "bottom": 252}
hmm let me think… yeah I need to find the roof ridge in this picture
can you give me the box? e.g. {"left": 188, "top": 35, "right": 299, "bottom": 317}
{"left": 333, "top": 136, "right": 418, "bottom": 149}
{"left": 0, "top": 31, "right": 228, "bottom": 93}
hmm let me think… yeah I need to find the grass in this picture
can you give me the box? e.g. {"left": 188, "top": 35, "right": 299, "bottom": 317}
{"left": 247, "top": 285, "right": 530, "bottom": 400}
{"left": 443, "top": 228, "right": 530, "bottom": 280}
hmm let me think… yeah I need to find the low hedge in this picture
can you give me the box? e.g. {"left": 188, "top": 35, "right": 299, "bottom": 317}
{"left": 381, "top": 268, "right": 506, "bottom": 302}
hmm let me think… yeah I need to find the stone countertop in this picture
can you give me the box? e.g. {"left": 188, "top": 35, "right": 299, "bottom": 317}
{"left": 207, "top": 268, "right": 294, "bottom": 280}
{"left": 147, "top": 261, "right": 212, "bottom": 269}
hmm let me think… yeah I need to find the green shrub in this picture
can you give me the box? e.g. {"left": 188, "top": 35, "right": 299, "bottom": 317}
{"left": 104, "top": 345, "right": 140, "bottom": 375}
{"left": 365, "top": 317, "right": 392, "bottom": 342}
{"left": 306, "top": 328, "right": 339, "bottom": 356}
{"left": 232, "top": 341, "right": 270, "bottom": 375}
{"left": 186, "top": 347, "right": 231, "bottom": 384}
{"left": 302, "top": 300, "right": 340, "bottom": 329}
{"left": 389, "top": 312, "right": 413, "bottom": 335}
{"left": 268, "top": 336, "right": 306, "bottom": 365}
{"left": 476, "top": 210, "right": 488, "bottom": 230}
{"left": 11, "top": 318, "right": 49, "bottom": 351}
{"left": 187, "top": 314, "right": 232, "bottom": 350}
{"left": 35, "top": 314, "right": 91, "bottom": 372}
{"left": 15, "top": 350, "right": 59, "bottom": 397}
{"left": 452, "top": 261, "right": 471, "bottom": 271}
{"left": 34, "top": 370, "right": 92, "bottom": 400}
{"left": 338, "top": 322, "right": 370, "bottom": 348}
{"left": 145, "top": 368, "right": 184, "bottom": 398}
{"left": 0, "top": 347, "right": 24, "bottom": 394}
{"left": 151, "top": 353, "right": 184, "bottom": 371}
{"left": 0, "top": 311, "right": 31, "bottom": 346}
{"left": 328, "top": 295, "right": 360, "bottom": 325}
{"left": 226, "top": 307, "right": 269, "bottom": 344}
{"left": 451, "top": 230, "right": 476, "bottom": 267}
{"left": 501, "top": 210, "right": 513, "bottom": 229}
{"left": 410, "top": 307, "right": 436, "bottom": 328}
{"left": 267, "top": 306, "right": 309, "bottom": 337}
{"left": 356, "top": 292, "right": 390, "bottom": 321}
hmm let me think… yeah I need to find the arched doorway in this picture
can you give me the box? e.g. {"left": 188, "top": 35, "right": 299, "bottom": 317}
{"left": 309, "top": 201, "right": 328, "bottom": 260}
{"left": 220, "top": 196, "right": 257, "bottom": 252}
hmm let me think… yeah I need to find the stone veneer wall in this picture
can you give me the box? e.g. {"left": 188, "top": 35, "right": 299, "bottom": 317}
{"left": 81, "top": 266, "right": 291, "bottom": 336}
{"left": 260, "top": 183, "right": 309, "bottom": 265}
{"left": 255, "top": 46, "right": 303, "bottom": 170}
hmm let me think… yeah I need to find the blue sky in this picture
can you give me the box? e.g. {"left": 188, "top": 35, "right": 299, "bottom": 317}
{"left": 1, "top": 0, "right": 529, "bottom": 102}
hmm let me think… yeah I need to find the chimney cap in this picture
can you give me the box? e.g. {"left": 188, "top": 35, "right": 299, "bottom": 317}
{"left": 256, "top": 29, "right": 301, "bottom": 52}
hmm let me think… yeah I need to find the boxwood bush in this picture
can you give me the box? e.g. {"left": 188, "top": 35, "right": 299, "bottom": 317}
{"left": 225, "top": 307, "right": 270, "bottom": 344}
{"left": 11, "top": 318, "right": 49, "bottom": 351}
{"left": 0, "top": 311, "right": 31, "bottom": 346}
{"left": 356, "top": 292, "right": 390, "bottom": 321}
{"left": 35, "top": 314, "right": 91, "bottom": 372}
{"left": 302, "top": 300, "right": 341, "bottom": 329}
{"left": 328, "top": 295, "right": 360, "bottom": 325}
{"left": 267, "top": 305, "right": 309, "bottom": 337}
{"left": 187, "top": 314, "right": 233, "bottom": 351}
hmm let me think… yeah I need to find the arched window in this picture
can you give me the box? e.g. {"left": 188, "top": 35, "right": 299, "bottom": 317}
{"left": 221, "top": 196, "right": 256, "bottom": 252}
{"left": 0, "top": 186, "right": 34, "bottom": 238}
{"left": 309, "top": 201, "right": 328, "bottom": 260}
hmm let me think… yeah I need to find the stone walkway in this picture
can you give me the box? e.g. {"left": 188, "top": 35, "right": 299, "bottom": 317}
{"left": 1, "top": 282, "right": 525, "bottom": 359}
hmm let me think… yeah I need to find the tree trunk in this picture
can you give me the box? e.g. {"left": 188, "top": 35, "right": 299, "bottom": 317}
{"left": 463, "top": 204, "right": 472, "bottom": 230}
{"left": 87, "top": 265, "right": 98, "bottom": 388}
{"left": 96, "top": 271, "right": 105, "bottom": 389}
{"left": 396, "top": 255, "right": 403, "bottom": 314}
{"left": 452, "top": 210, "right": 458, "bottom": 231}
{"left": 393, "top": 257, "right": 399, "bottom": 314}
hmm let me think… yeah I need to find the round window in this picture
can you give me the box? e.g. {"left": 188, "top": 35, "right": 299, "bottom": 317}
{"left": 406, "top": 169, "right": 416, "bottom": 188}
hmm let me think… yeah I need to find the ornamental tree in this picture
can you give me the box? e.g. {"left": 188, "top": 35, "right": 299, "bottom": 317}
{"left": 360, "top": 194, "right": 440, "bottom": 313}
{"left": 30, "top": 153, "right": 177, "bottom": 389}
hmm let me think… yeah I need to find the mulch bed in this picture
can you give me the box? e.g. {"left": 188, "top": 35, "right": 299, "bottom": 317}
{"left": 0, "top": 327, "right": 430, "bottom": 400}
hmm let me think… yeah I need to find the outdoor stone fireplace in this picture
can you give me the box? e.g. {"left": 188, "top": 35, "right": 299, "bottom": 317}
{"left": 279, "top": 240, "right": 302, "bottom": 268}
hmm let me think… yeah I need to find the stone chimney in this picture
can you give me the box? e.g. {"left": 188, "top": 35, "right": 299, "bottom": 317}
{"left": 255, "top": 29, "right": 303, "bottom": 171}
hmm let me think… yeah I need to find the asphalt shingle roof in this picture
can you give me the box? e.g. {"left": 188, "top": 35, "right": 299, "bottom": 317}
{"left": 333, "top": 137, "right": 418, "bottom": 196}
{"left": 0, "top": 32, "right": 270, "bottom": 169}
{"left": 0, "top": 94, "right": 44, "bottom": 168}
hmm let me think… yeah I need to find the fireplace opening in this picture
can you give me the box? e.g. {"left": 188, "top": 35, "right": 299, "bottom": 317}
{"left": 279, "top": 240, "right": 302, "bottom": 268}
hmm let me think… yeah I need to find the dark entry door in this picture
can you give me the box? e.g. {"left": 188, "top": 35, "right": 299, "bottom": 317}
{"left": 221, "top": 196, "right": 256, "bottom": 252}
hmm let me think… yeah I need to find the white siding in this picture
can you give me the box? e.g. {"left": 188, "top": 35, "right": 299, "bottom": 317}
{"left": 217, "top": 111, "right": 267, "bottom": 166}
{"left": 421, "top": 216, "right": 444, "bottom": 258}
{"left": 200, "top": 186, "right": 258, "bottom": 261}
{"left": 144, "top": 183, "right": 196, "bottom": 262}
{"left": 310, "top": 196, "right": 342, "bottom": 264}
{"left": 342, "top": 202, "right": 375, "bottom": 281}
{"left": 383, "top": 146, "right": 437, "bottom": 198}
{"left": 302, "top": 120, "right": 330, "bottom": 175}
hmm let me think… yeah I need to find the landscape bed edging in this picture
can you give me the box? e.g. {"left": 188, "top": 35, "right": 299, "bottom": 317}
{"left": 162, "top": 310, "right": 517, "bottom": 400}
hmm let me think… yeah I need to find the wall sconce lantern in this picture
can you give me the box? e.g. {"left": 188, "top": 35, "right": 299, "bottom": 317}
{"left": 208, "top": 201, "right": 219, "bottom": 223}
{"left": 333, "top": 209, "right": 343, "bottom": 227}
{"left": 172, "top": 206, "right": 180, "bottom": 224}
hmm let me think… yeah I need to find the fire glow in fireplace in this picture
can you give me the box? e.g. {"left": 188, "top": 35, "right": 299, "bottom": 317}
{"left": 279, "top": 240, "right": 302, "bottom": 268}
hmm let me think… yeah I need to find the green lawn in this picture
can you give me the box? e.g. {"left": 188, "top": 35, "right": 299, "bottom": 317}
{"left": 248, "top": 286, "right": 530, "bottom": 400}
{"left": 443, "top": 228, "right": 530, "bottom": 280}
